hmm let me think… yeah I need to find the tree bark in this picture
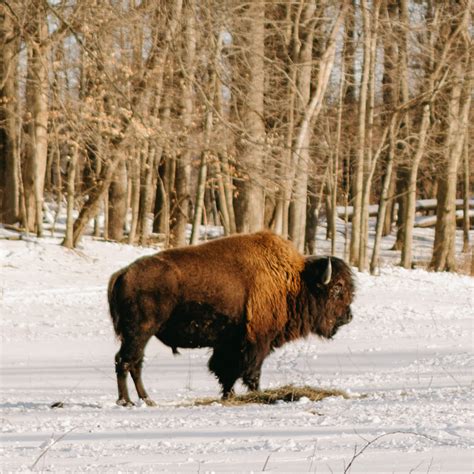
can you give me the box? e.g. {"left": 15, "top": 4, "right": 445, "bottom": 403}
{"left": 371, "top": 115, "right": 399, "bottom": 273}
{"left": 63, "top": 147, "right": 78, "bottom": 249}
{"left": 170, "top": 0, "right": 196, "bottom": 246}
{"left": 23, "top": 0, "right": 49, "bottom": 234}
{"left": 288, "top": 3, "right": 346, "bottom": 251}
{"left": 400, "top": 103, "right": 430, "bottom": 267}
{"left": 128, "top": 147, "right": 141, "bottom": 244}
{"left": 138, "top": 142, "right": 156, "bottom": 246}
{"left": 350, "top": 0, "right": 371, "bottom": 266}
{"left": 430, "top": 61, "right": 471, "bottom": 271}
{"left": 462, "top": 138, "right": 470, "bottom": 253}
{"left": 0, "top": 4, "right": 20, "bottom": 223}
{"left": 233, "top": 0, "right": 266, "bottom": 233}
{"left": 71, "top": 154, "right": 123, "bottom": 247}
{"left": 190, "top": 99, "right": 213, "bottom": 244}
{"left": 108, "top": 157, "right": 128, "bottom": 241}
{"left": 358, "top": 0, "right": 381, "bottom": 271}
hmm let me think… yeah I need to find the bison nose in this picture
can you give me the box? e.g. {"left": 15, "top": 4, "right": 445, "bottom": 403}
{"left": 344, "top": 308, "right": 353, "bottom": 324}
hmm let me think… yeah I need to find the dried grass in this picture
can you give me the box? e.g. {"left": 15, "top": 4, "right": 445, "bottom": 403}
{"left": 189, "top": 385, "right": 350, "bottom": 407}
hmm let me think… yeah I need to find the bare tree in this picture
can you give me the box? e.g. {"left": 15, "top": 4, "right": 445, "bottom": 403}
{"left": 232, "top": 0, "right": 266, "bottom": 233}
{"left": 402, "top": 2, "right": 470, "bottom": 269}
{"left": 288, "top": 2, "right": 347, "bottom": 252}
{"left": 430, "top": 2, "right": 471, "bottom": 271}
{"left": 0, "top": 2, "right": 20, "bottom": 224}
{"left": 22, "top": 0, "right": 49, "bottom": 235}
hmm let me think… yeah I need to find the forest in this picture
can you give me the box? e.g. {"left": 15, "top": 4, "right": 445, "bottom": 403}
{"left": 0, "top": 0, "right": 472, "bottom": 274}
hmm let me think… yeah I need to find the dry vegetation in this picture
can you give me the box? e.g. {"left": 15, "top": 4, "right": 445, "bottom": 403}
{"left": 188, "top": 385, "right": 351, "bottom": 407}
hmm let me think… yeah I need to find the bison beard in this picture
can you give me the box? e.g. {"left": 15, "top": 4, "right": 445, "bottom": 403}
{"left": 108, "top": 231, "right": 355, "bottom": 406}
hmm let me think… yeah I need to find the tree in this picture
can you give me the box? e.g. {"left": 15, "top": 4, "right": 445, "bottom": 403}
{"left": 22, "top": 0, "right": 49, "bottom": 235}
{"left": 430, "top": 1, "right": 471, "bottom": 271}
{"left": 401, "top": 1, "right": 470, "bottom": 269}
{"left": 232, "top": 0, "right": 266, "bottom": 233}
{"left": 0, "top": 2, "right": 20, "bottom": 224}
{"left": 288, "top": 1, "right": 347, "bottom": 252}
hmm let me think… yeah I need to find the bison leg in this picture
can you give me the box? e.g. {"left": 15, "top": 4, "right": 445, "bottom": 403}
{"left": 241, "top": 344, "right": 267, "bottom": 392}
{"left": 115, "top": 334, "right": 156, "bottom": 407}
{"left": 130, "top": 356, "right": 156, "bottom": 407}
{"left": 115, "top": 350, "right": 134, "bottom": 407}
{"left": 242, "top": 365, "right": 262, "bottom": 392}
{"left": 208, "top": 344, "right": 241, "bottom": 399}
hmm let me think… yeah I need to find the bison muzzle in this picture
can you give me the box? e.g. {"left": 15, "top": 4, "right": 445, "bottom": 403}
{"left": 108, "top": 231, "right": 355, "bottom": 406}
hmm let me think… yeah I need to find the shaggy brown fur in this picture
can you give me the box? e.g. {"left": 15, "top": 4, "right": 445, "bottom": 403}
{"left": 108, "top": 231, "right": 355, "bottom": 406}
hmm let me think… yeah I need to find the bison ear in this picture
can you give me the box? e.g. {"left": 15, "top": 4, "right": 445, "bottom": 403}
{"left": 321, "top": 258, "right": 332, "bottom": 285}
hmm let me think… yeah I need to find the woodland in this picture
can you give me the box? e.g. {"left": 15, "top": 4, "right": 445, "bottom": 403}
{"left": 0, "top": 0, "right": 472, "bottom": 274}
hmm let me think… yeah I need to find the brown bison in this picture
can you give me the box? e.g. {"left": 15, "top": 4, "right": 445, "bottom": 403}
{"left": 108, "top": 231, "right": 354, "bottom": 406}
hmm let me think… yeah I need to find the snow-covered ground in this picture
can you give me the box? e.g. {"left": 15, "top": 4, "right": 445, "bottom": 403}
{"left": 0, "top": 225, "right": 473, "bottom": 472}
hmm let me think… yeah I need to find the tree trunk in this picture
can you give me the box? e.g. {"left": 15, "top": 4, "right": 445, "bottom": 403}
{"left": 71, "top": 155, "right": 123, "bottom": 247}
{"left": 287, "top": 0, "right": 315, "bottom": 251}
{"left": 304, "top": 173, "right": 319, "bottom": 255}
{"left": 402, "top": 1, "right": 469, "bottom": 268}
{"left": 128, "top": 147, "right": 141, "bottom": 244}
{"left": 213, "top": 157, "right": 231, "bottom": 236}
{"left": 190, "top": 101, "right": 213, "bottom": 244}
{"left": 23, "top": 0, "right": 49, "bottom": 234}
{"left": 330, "top": 51, "right": 345, "bottom": 256}
{"left": 371, "top": 115, "right": 398, "bottom": 273}
{"left": 234, "top": 0, "right": 266, "bottom": 233}
{"left": 462, "top": 138, "right": 470, "bottom": 253}
{"left": 63, "top": 148, "right": 78, "bottom": 249}
{"left": 288, "top": 3, "right": 346, "bottom": 251}
{"left": 219, "top": 152, "right": 236, "bottom": 234}
{"left": 138, "top": 142, "right": 156, "bottom": 246}
{"left": 0, "top": 4, "right": 20, "bottom": 223}
{"left": 380, "top": 0, "right": 403, "bottom": 238}
{"left": 430, "top": 61, "right": 471, "bottom": 271}
{"left": 170, "top": 0, "right": 196, "bottom": 247}
{"left": 108, "top": 157, "right": 128, "bottom": 241}
{"left": 400, "top": 104, "right": 430, "bottom": 267}
{"left": 358, "top": 0, "right": 381, "bottom": 271}
{"left": 350, "top": 0, "right": 371, "bottom": 266}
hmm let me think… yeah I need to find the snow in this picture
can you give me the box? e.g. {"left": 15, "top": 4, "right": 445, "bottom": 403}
{"left": 1, "top": 227, "right": 473, "bottom": 472}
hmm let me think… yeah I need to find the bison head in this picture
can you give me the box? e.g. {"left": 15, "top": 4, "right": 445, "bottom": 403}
{"left": 302, "top": 256, "right": 355, "bottom": 339}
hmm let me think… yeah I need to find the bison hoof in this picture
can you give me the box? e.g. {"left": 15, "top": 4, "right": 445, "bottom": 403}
{"left": 142, "top": 397, "right": 157, "bottom": 407}
{"left": 221, "top": 390, "right": 235, "bottom": 400}
{"left": 116, "top": 398, "right": 135, "bottom": 407}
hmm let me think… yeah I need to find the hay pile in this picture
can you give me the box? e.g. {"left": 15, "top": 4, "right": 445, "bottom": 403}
{"left": 190, "top": 385, "right": 350, "bottom": 406}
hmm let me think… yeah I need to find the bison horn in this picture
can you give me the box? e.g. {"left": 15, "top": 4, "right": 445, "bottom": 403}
{"left": 322, "top": 258, "right": 332, "bottom": 285}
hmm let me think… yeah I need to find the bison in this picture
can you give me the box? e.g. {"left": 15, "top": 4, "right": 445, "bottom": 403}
{"left": 108, "top": 231, "right": 355, "bottom": 406}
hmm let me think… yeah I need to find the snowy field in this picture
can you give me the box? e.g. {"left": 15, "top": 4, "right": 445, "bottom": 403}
{"left": 0, "top": 225, "right": 473, "bottom": 473}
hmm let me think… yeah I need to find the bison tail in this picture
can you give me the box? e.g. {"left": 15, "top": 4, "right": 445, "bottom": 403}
{"left": 108, "top": 268, "right": 126, "bottom": 340}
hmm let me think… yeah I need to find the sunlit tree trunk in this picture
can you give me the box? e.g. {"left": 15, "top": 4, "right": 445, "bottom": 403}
{"left": 108, "top": 158, "right": 127, "bottom": 241}
{"left": 430, "top": 58, "right": 471, "bottom": 271}
{"left": 462, "top": 139, "right": 470, "bottom": 253}
{"left": 190, "top": 104, "right": 213, "bottom": 245}
{"left": 358, "top": 0, "right": 381, "bottom": 271}
{"left": 288, "top": 1, "right": 317, "bottom": 251}
{"left": 0, "top": 4, "right": 20, "bottom": 224}
{"left": 371, "top": 115, "right": 398, "bottom": 274}
{"left": 63, "top": 146, "right": 78, "bottom": 249}
{"left": 138, "top": 142, "right": 156, "bottom": 246}
{"left": 23, "top": 0, "right": 49, "bottom": 235}
{"left": 170, "top": 0, "right": 195, "bottom": 246}
{"left": 288, "top": 2, "right": 346, "bottom": 252}
{"left": 402, "top": 2, "right": 469, "bottom": 269}
{"left": 350, "top": 0, "right": 370, "bottom": 266}
{"left": 128, "top": 147, "right": 141, "bottom": 244}
{"left": 234, "top": 0, "right": 266, "bottom": 233}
